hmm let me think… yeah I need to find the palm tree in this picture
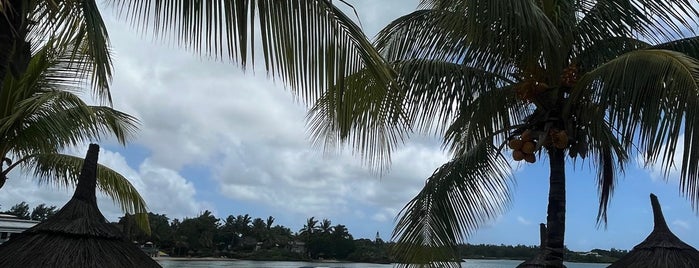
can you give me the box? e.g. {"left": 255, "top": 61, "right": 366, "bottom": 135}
{"left": 234, "top": 214, "right": 252, "bottom": 237}
{"left": 332, "top": 224, "right": 351, "bottom": 240}
{"left": 251, "top": 217, "right": 267, "bottom": 241}
{"left": 265, "top": 216, "right": 275, "bottom": 231}
{"left": 0, "top": 39, "right": 147, "bottom": 225}
{"left": 299, "top": 216, "right": 319, "bottom": 237}
{"left": 319, "top": 218, "right": 334, "bottom": 234}
{"left": 308, "top": 1, "right": 699, "bottom": 267}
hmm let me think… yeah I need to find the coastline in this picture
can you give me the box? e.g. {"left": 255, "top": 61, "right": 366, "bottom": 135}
{"left": 153, "top": 257, "right": 239, "bottom": 262}
{"left": 153, "top": 257, "right": 345, "bottom": 263}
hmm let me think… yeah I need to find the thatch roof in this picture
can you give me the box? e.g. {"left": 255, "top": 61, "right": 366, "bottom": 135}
{"left": 0, "top": 144, "right": 161, "bottom": 268}
{"left": 607, "top": 193, "right": 699, "bottom": 268}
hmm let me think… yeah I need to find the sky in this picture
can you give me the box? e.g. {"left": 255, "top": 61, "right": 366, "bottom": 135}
{"left": 2, "top": 1, "right": 699, "bottom": 252}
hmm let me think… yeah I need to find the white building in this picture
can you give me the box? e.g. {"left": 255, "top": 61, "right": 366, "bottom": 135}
{"left": 0, "top": 214, "right": 39, "bottom": 244}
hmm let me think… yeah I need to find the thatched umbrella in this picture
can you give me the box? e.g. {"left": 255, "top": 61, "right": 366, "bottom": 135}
{"left": 0, "top": 144, "right": 161, "bottom": 268}
{"left": 608, "top": 193, "right": 699, "bottom": 268}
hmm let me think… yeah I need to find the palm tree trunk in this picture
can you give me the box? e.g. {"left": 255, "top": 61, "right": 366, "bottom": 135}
{"left": 545, "top": 148, "right": 567, "bottom": 267}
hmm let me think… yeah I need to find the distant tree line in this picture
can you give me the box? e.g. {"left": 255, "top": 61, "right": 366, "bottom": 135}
{"left": 1, "top": 202, "right": 57, "bottom": 222}
{"left": 459, "top": 244, "right": 627, "bottom": 263}
{"left": 0, "top": 201, "right": 626, "bottom": 264}
{"left": 115, "top": 211, "right": 392, "bottom": 263}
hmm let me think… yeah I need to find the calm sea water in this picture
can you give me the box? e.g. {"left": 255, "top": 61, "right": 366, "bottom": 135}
{"left": 157, "top": 259, "right": 609, "bottom": 268}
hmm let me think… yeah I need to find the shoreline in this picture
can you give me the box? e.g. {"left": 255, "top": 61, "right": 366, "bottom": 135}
{"left": 153, "top": 257, "right": 359, "bottom": 263}
{"left": 153, "top": 257, "right": 239, "bottom": 262}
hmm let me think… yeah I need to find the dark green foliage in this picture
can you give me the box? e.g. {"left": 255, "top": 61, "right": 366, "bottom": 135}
{"left": 113, "top": 212, "right": 390, "bottom": 262}
{"left": 3, "top": 201, "right": 30, "bottom": 220}
{"left": 29, "top": 203, "right": 57, "bottom": 222}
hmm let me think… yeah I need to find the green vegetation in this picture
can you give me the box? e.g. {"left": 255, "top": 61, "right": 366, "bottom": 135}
{"left": 459, "top": 244, "right": 627, "bottom": 264}
{"left": 1, "top": 200, "right": 628, "bottom": 264}
{"left": 3, "top": 1, "right": 698, "bottom": 267}
{"left": 113, "top": 211, "right": 392, "bottom": 263}
{"left": 1, "top": 202, "right": 56, "bottom": 221}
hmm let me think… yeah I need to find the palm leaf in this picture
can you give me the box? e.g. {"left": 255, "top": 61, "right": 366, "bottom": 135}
{"left": 306, "top": 66, "right": 408, "bottom": 170}
{"left": 395, "top": 1, "right": 562, "bottom": 70}
{"left": 573, "top": 49, "right": 699, "bottom": 210}
{"left": 574, "top": 37, "right": 650, "bottom": 72}
{"left": 395, "top": 59, "right": 515, "bottom": 134}
{"left": 570, "top": 108, "right": 630, "bottom": 224}
{"left": 392, "top": 141, "right": 513, "bottom": 267}
{"left": 0, "top": 38, "right": 138, "bottom": 157}
{"left": 106, "top": 0, "right": 396, "bottom": 104}
{"left": 8, "top": 104, "right": 138, "bottom": 157}
{"left": 444, "top": 85, "right": 529, "bottom": 155}
{"left": 575, "top": 0, "right": 699, "bottom": 46}
{"left": 29, "top": 0, "right": 113, "bottom": 103}
{"left": 654, "top": 36, "right": 699, "bottom": 60}
{"left": 306, "top": 58, "right": 515, "bottom": 168}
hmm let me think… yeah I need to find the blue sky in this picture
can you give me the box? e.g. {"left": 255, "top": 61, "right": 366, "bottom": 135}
{"left": 2, "top": 1, "right": 699, "bottom": 253}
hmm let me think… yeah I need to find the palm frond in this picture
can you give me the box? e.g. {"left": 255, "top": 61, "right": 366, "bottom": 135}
{"left": 573, "top": 49, "right": 699, "bottom": 210}
{"left": 444, "top": 85, "right": 529, "bottom": 156}
{"left": 306, "top": 58, "right": 517, "bottom": 169}
{"left": 397, "top": 60, "right": 515, "bottom": 134}
{"left": 106, "top": 0, "right": 396, "bottom": 105}
{"left": 0, "top": 39, "right": 138, "bottom": 157}
{"left": 8, "top": 104, "right": 139, "bottom": 157}
{"left": 392, "top": 141, "right": 513, "bottom": 267}
{"left": 306, "top": 66, "right": 408, "bottom": 170}
{"left": 21, "top": 153, "right": 149, "bottom": 232}
{"left": 391, "top": 1, "right": 562, "bottom": 70}
{"left": 575, "top": 37, "right": 650, "bottom": 72}
{"left": 29, "top": 0, "right": 113, "bottom": 103}
{"left": 571, "top": 110, "right": 629, "bottom": 225}
{"left": 575, "top": 0, "right": 699, "bottom": 47}
{"left": 654, "top": 36, "right": 699, "bottom": 60}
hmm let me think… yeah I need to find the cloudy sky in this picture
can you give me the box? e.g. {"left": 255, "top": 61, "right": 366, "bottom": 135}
{"left": 3, "top": 1, "right": 699, "bottom": 252}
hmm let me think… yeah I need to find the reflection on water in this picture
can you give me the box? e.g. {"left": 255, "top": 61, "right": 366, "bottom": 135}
{"left": 158, "top": 259, "right": 609, "bottom": 268}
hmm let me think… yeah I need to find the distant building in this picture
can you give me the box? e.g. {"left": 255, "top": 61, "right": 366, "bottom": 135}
{"left": 579, "top": 251, "right": 601, "bottom": 257}
{"left": 289, "top": 241, "right": 306, "bottom": 254}
{"left": 0, "top": 214, "right": 39, "bottom": 244}
{"left": 375, "top": 231, "right": 384, "bottom": 244}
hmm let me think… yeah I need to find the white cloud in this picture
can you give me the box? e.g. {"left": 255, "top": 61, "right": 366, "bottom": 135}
{"left": 0, "top": 147, "right": 207, "bottom": 222}
{"left": 99, "top": 11, "right": 453, "bottom": 226}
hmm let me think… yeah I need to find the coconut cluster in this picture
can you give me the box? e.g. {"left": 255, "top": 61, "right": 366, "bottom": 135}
{"left": 509, "top": 128, "right": 570, "bottom": 163}
{"left": 514, "top": 78, "right": 548, "bottom": 102}
{"left": 509, "top": 130, "right": 537, "bottom": 163}
{"left": 561, "top": 64, "right": 579, "bottom": 87}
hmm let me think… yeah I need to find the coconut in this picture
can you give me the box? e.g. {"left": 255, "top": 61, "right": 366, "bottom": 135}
{"left": 522, "top": 141, "right": 536, "bottom": 154}
{"left": 513, "top": 150, "right": 525, "bottom": 161}
{"left": 524, "top": 153, "right": 536, "bottom": 163}
{"left": 508, "top": 139, "right": 524, "bottom": 150}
